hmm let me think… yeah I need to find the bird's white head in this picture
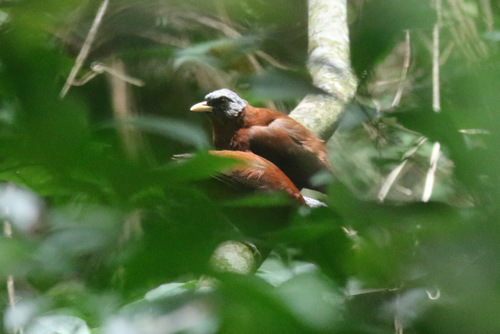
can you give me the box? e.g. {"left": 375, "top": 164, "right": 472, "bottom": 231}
{"left": 190, "top": 89, "right": 248, "bottom": 118}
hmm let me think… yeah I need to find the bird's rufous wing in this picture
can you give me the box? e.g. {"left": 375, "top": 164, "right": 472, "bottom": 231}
{"left": 209, "top": 150, "right": 305, "bottom": 204}
{"left": 247, "top": 117, "right": 330, "bottom": 169}
{"left": 245, "top": 117, "right": 331, "bottom": 191}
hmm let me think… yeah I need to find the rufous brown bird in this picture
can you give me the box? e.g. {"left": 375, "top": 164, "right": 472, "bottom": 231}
{"left": 188, "top": 151, "right": 324, "bottom": 242}
{"left": 208, "top": 150, "right": 305, "bottom": 205}
{"left": 190, "top": 89, "right": 331, "bottom": 192}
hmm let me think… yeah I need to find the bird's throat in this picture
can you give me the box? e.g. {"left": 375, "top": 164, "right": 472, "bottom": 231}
{"left": 211, "top": 116, "right": 247, "bottom": 151}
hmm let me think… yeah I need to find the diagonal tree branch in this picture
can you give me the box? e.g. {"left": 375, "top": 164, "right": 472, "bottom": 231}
{"left": 290, "top": 0, "right": 357, "bottom": 140}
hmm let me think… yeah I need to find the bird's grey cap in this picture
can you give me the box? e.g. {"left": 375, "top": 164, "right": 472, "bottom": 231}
{"left": 204, "top": 89, "right": 248, "bottom": 116}
{"left": 204, "top": 89, "right": 246, "bottom": 103}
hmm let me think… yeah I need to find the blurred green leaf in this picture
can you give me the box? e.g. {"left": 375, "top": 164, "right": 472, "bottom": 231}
{"left": 25, "top": 315, "right": 90, "bottom": 334}
{"left": 247, "top": 69, "right": 325, "bottom": 101}
{"left": 276, "top": 273, "right": 343, "bottom": 330}
{"left": 350, "top": 0, "right": 435, "bottom": 79}
{"left": 145, "top": 281, "right": 197, "bottom": 301}
{"left": 110, "top": 116, "right": 210, "bottom": 149}
{"left": 217, "top": 274, "right": 307, "bottom": 334}
{"left": 0, "top": 238, "right": 35, "bottom": 277}
{"left": 174, "top": 36, "right": 260, "bottom": 69}
{"left": 222, "top": 192, "right": 294, "bottom": 207}
{"left": 257, "top": 256, "right": 317, "bottom": 287}
{"left": 152, "top": 151, "right": 242, "bottom": 186}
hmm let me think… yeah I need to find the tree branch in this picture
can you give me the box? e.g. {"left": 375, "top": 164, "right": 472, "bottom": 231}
{"left": 209, "top": 241, "right": 259, "bottom": 274}
{"left": 290, "top": 0, "right": 357, "bottom": 140}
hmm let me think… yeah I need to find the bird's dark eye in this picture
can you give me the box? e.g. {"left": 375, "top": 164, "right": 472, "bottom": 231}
{"left": 209, "top": 97, "right": 232, "bottom": 109}
{"left": 218, "top": 97, "right": 232, "bottom": 103}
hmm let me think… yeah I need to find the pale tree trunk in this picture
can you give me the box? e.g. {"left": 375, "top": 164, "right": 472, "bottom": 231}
{"left": 290, "top": 0, "right": 357, "bottom": 141}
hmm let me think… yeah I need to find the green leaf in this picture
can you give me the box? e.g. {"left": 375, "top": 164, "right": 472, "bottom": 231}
{"left": 276, "top": 273, "right": 343, "bottom": 330}
{"left": 144, "top": 281, "right": 197, "bottom": 301}
{"left": 26, "top": 315, "right": 90, "bottom": 334}
{"left": 247, "top": 69, "right": 325, "bottom": 101}
{"left": 153, "top": 151, "right": 240, "bottom": 184}
{"left": 107, "top": 116, "right": 210, "bottom": 149}
{"left": 257, "top": 256, "right": 317, "bottom": 287}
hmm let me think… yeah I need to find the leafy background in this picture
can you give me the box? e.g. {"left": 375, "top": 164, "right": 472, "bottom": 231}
{"left": 1, "top": 0, "right": 500, "bottom": 333}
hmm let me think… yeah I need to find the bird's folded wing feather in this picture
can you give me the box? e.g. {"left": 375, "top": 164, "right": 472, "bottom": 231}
{"left": 247, "top": 117, "right": 330, "bottom": 168}
{"left": 210, "top": 150, "right": 305, "bottom": 204}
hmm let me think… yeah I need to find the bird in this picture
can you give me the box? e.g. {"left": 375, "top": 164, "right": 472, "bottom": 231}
{"left": 208, "top": 150, "right": 306, "bottom": 205}
{"left": 190, "top": 89, "right": 331, "bottom": 192}
{"left": 173, "top": 150, "right": 309, "bottom": 242}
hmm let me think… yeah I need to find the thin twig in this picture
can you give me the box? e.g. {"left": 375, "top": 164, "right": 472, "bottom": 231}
{"left": 91, "top": 62, "right": 145, "bottom": 87}
{"left": 403, "top": 137, "right": 428, "bottom": 159}
{"left": 394, "top": 316, "right": 404, "bottom": 334}
{"left": 416, "top": 31, "right": 454, "bottom": 66}
{"left": 394, "top": 293, "right": 404, "bottom": 334}
{"left": 391, "top": 30, "right": 411, "bottom": 108}
{"left": 183, "top": 12, "right": 241, "bottom": 38}
{"left": 432, "top": 0, "right": 441, "bottom": 112}
{"left": 254, "top": 51, "right": 290, "bottom": 70}
{"left": 375, "top": 79, "right": 405, "bottom": 87}
{"left": 448, "top": 26, "right": 475, "bottom": 60}
{"left": 60, "top": 0, "right": 109, "bottom": 98}
{"left": 378, "top": 137, "right": 427, "bottom": 202}
{"left": 71, "top": 62, "right": 145, "bottom": 87}
{"left": 346, "top": 287, "right": 399, "bottom": 296}
{"left": 440, "top": 40, "right": 455, "bottom": 65}
{"left": 378, "top": 160, "right": 409, "bottom": 203}
{"left": 108, "top": 58, "right": 145, "bottom": 160}
{"left": 454, "top": 0, "right": 489, "bottom": 57}
{"left": 446, "top": 0, "right": 488, "bottom": 61}
{"left": 4, "top": 219, "right": 23, "bottom": 334}
{"left": 70, "top": 71, "right": 100, "bottom": 86}
{"left": 479, "top": 0, "right": 494, "bottom": 31}
{"left": 4, "top": 221, "right": 15, "bottom": 306}
{"left": 422, "top": 141, "right": 441, "bottom": 202}
{"left": 426, "top": 288, "right": 441, "bottom": 300}
{"left": 458, "top": 128, "right": 490, "bottom": 135}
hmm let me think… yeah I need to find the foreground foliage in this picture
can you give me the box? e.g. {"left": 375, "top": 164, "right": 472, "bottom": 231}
{"left": 1, "top": 1, "right": 500, "bottom": 333}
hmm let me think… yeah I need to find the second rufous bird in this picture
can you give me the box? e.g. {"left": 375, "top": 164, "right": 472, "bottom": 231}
{"left": 190, "top": 89, "right": 331, "bottom": 192}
